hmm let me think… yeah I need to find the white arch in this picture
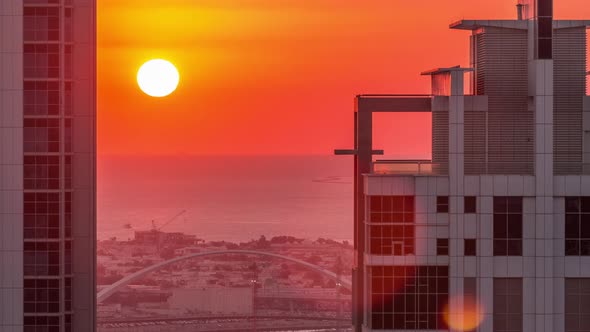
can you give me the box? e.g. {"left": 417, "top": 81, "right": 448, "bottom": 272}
{"left": 97, "top": 250, "right": 352, "bottom": 304}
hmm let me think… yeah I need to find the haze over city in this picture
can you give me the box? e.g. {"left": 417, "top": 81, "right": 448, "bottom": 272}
{"left": 2, "top": 0, "right": 590, "bottom": 331}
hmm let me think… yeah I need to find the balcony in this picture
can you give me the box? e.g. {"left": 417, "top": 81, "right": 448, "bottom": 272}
{"left": 371, "top": 160, "right": 446, "bottom": 176}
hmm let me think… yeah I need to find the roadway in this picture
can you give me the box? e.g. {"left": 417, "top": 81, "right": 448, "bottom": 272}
{"left": 98, "top": 316, "right": 352, "bottom": 332}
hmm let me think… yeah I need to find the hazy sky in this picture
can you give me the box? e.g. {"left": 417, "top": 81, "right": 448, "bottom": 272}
{"left": 97, "top": 0, "right": 590, "bottom": 156}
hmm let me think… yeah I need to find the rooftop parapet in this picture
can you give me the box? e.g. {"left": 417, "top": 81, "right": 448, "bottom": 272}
{"left": 371, "top": 160, "right": 446, "bottom": 176}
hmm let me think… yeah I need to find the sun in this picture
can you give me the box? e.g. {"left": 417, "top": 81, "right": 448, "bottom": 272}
{"left": 137, "top": 59, "right": 180, "bottom": 97}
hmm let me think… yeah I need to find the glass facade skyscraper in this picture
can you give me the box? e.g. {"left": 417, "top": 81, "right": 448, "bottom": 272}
{"left": 1, "top": 0, "right": 96, "bottom": 331}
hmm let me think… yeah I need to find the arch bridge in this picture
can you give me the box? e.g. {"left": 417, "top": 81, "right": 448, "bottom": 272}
{"left": 97, "top": 250, "right": 352, "bottom": 304}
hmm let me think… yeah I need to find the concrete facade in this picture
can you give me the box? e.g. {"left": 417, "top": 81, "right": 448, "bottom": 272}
{"left": 337, "top": 1, "right": 590, "bottom": 331}
{"left": 0, "top": 0, "right": 96, "bottom": 331}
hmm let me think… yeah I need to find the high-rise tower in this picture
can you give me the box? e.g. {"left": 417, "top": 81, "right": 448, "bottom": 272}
{"left": 336, "top": 0, "right": 590, "bottom": 331}
{"left": 0, "top": 0, "right": 96, "bottom": 331}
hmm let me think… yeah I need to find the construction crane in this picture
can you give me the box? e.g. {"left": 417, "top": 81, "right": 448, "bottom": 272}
{"left": 151, "top": 209, "right": 187, "bottom": 231}
{"left": 150, "top": 210, "right": 187, "bottom": 254}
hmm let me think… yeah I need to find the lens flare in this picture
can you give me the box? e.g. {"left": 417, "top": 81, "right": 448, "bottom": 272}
{"left": 443, "top": 295, "right": 485, "bottom": 331}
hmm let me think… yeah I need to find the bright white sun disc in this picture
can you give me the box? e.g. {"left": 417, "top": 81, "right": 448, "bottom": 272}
{"left": 137, "top": 59, "right": 179, "bottom": 97}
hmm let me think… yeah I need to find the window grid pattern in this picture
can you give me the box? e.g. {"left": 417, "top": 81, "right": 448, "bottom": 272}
{"left": 565, "top": 197, "right": 590, "bottom": 256}
{"left": 23, "top": 279, "right": 60, "bottom": 314}
{"left": 65, "top": 278, "right": 72, "bottom": 312}
{"left": 493, "top": 197, "right": 523, "bottom": 256}
{"left": 65, "top": 314, "right": 72, "bottom": 332}
{"left": 369, "top": 196, "right": 415, "bottom": 255}
{"left": 23, "top": 6, "right": 59, "bottom": 42}
{"left": 565, "top": 278, "right": 590, "bottom": 332}
{"left": 24, "top": 44, "right": 60, "bottom": 79}
{"left": 24, "top": 81, "right": 60, "bottom": 116}
{"left": 65, "top": 120, "right": 72, "bottom": 153}
{"left": 24, "top": 118, "right": 60, "bottom": 153}
{"left": 24, "top": 192, "right": 60, "bottom": 240}
{"left": 24, "top": 155, "right": 60, "bottom": 190}
{"left": 65, "top": 192, "right": 72, "bottom": 237}
{"left": 370, "top": 266, "right": 449, "bottom": 330}
{"left": 64, "top": 82, "right": 72, "bottom": 115}
{"left": 22, "top": 2, "right": 74, "bottom": 329}
{"left": 493, "top": 278, "right": 523, "bottom": 332}
{"left": 24, "top": 0, "right": 60, "bottom": 4}
{"left": 24, "top": 241, "right": 60, "bottom": 276}
{"left": 24, "top": 315, "right": 60, "bottom": 332}
{"left": 65, "top": 241, "right": 72, "bottom": 275}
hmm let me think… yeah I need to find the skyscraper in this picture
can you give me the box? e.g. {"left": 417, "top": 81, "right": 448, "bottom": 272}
{"left": 336, "top": 0, "right": 590, "bottom": 331}
{"left": 1, "top": 0, "right": 96, "bottom": 331}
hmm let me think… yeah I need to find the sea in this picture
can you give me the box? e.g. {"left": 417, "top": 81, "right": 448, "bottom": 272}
{"left": 98, "top": 155, "right": 354, "bottom": 243}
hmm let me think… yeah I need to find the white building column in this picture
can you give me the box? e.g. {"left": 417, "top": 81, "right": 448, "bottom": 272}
{"left": 0, "top": 1, "right": 24, "bottom": 331}
{"left": 448, "top": 70, "right": 467, "bottom": 332}
{"left": 529, "top": 55, "right": 556, "bottom": 332}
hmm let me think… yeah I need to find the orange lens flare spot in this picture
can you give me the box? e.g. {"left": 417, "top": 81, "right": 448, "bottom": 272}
{"left": 443, "top": 295, "right": 485, "bottom": 331}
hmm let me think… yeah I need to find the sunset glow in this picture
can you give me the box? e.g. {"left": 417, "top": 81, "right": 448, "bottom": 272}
{"left": 98, "top": 0, "right": 590, "bottom": 156}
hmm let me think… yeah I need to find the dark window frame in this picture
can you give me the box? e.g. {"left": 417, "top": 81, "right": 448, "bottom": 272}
{"left": 565, "top": 197, "right": 590, "bottom": 256}
{"left": 437, "top": 238, "right": 449, "bottom": 256}
{"left": 464, "top": 196, "right": 477, "bottom": 214}
{"left": 464, "top": 239, "right": 476, "bottom": 256}
{"left": 493, "top": 197, "right": 523, "bottom": 256}
{"left": 437, "top": 196, "right": 449, "bottom": 213}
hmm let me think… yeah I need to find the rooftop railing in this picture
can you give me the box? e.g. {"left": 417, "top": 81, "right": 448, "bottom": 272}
{"left": 371, "top": 160, "right": 446, "bottom": 176}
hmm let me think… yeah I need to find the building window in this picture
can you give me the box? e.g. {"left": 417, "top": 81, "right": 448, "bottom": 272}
{"left": 465, "top": 196, "right": 477, "bottom": 213}
{"left": 24, "top": 44, "right": 60, "bottom": 79}
{"left": 64, "top": 82, "right": 73, "bottom": 115}
{"left": 565, "top": 278, "right": 590, "bottom": 332}
{"left": 24, "top": 118, "right": 60, "bottom": 153}
{"left": 24, "top": 0, "right": 60, "bottom": 4}
{"left": 65, "top": 241, "right": 72, "bottom": 275}
{"left": 493, "top": 278, "right": 522, "bottom": 332}
{"left": 437, "top": 196, "right": 449, "bottom": 213}
{"left": 493, "top": 197, "right": 523, "bottom": 256}
{"left": 437, "top": 239, "right": 449, "bottom": 255}
{"left": 23, "top": 192, "right": 60, "bottom": 239}
{"left": 23, "top": 241, "right": 60, "bottom": 276}
{"left": 370, "top": 266, "right": 449, "bottom": 330}
{"left": 23, "top": 278, "right": 60, "bottom": 314}
{"left": 65, "top": 278, "right": 72, "bottom": 312}
{"left": 24, "top": 315, "right": 60, "bottom": 332}
{"left": 465, "top": 239, "right": 477, "bottom": 256}
{"left": 23, "top": 81, "right": 60, "bottom": 116}
{"left": 65, "top": 192, "right": 72, "bottom": 237}
{"left": 24, "top": 155, "right": 60, "bottom": 190}
{"left": 565, "top": 197, "right": 590, "bottom": 256}
{"left": 369, "top": 196, "right": 415, "bottom": 255}
{"left": 23, "top": 6, "right": 60, "bottom": 42}
{"left": 65, "top": 314, "right": 72, "bottom": 332}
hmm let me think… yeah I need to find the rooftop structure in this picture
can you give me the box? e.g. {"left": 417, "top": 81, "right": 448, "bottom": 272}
{"left": 336, "top": 0, "right": 590, "bottom": 330}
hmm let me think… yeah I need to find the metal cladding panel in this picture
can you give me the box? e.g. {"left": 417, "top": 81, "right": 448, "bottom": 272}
{"left": 553, "top": 27, "right": 587, "bottom": 174}
{"left": 432, "top": 99, "right": 449, "bottom": 175}
{"left": 474, "top": 27, "right": 533, "bottom": 174}
{"left": 465, "top": 110, "right": 487, "bottom": 174}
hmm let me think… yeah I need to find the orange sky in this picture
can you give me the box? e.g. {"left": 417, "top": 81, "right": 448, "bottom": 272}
{"left": 97, "top": 0, "right": 590, "bottom": 156}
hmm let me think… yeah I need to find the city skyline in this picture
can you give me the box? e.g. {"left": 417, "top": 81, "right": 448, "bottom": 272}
{"left": 2, "top": 0, "right": 590, "bottom": 331}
